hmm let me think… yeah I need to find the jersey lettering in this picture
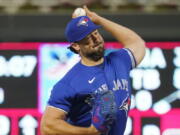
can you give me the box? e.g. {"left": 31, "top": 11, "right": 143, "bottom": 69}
{"left": 113, "top": 79, "right": 128, "bottom": 91}
{"left": 95, "top": 84, "right": 109, "bottom": 93}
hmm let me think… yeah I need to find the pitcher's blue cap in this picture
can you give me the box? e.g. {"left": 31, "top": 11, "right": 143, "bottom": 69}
{"left": 65, "top": 16, "right": 100, "bottom": 42}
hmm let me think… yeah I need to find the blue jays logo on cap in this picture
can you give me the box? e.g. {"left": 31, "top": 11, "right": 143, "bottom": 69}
{"left": 65, "top": 16, "right": 100, "bottom": 42}
{"left": 77, "top": 17, "right": 89, "bottom": 27}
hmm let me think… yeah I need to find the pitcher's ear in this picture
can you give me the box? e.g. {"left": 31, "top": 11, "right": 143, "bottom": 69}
{"left": 69, "top": 43, "right": 80, "bottom": 54}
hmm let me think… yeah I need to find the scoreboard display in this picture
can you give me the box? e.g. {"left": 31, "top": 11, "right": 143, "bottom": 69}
{"left": 0, "top": 50, "right": 37, "bottom": 108}
{"left": 0, "top": 42, "right": 180, "bottom": 135}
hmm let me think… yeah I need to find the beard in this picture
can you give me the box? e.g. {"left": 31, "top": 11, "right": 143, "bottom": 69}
{"left": 83, "top": 46, "right": 105, "bottom": 61}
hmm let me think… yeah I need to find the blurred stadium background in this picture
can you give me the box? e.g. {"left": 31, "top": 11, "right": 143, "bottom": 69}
{"left": 0, "top": 0, "right": 179, "bottom": 41}
{"left": 0, "top": 0, "right": 180, "bottom": 135}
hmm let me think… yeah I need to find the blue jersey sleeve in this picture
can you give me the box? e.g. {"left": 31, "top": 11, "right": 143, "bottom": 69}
{"left": 108, "top": 48, "right": 137, "bottom": 70}
{"left": 48, "top": 82, "right": 75, "bottom": 113}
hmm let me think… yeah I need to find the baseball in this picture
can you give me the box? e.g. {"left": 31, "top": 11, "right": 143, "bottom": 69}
{"left": 73, "top": 8, "right": 86, "bottom": 18}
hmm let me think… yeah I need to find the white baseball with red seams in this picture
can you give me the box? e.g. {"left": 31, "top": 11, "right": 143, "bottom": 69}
{"left": 73, "top": 8, "right": 86, "bottom": 18}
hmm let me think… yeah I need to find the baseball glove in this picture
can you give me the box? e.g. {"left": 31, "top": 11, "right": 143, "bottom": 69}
{"left": 91, "top": 90, "right": 117, "bottom": 133}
